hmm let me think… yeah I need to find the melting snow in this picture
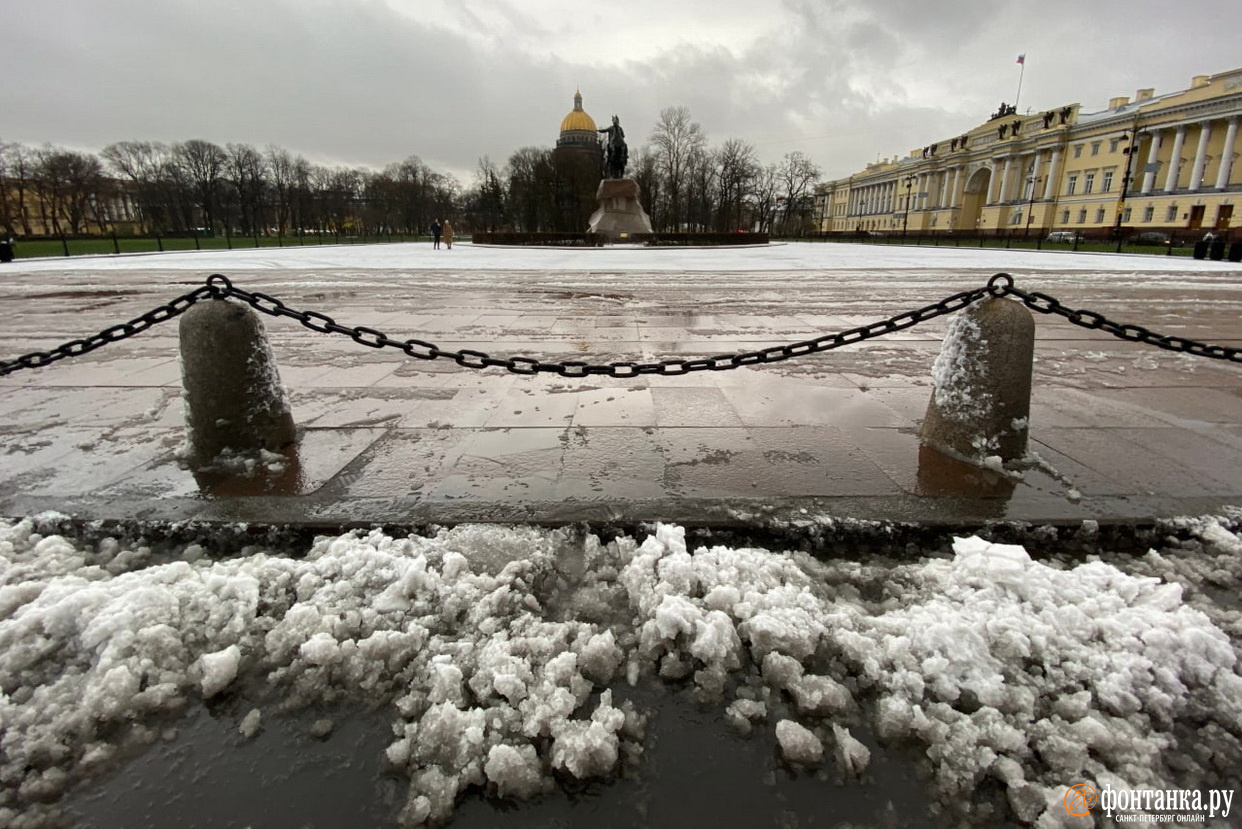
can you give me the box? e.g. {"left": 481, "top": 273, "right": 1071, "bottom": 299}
{"left": 0, "top": 515, "right": 1239, "bottom": 827}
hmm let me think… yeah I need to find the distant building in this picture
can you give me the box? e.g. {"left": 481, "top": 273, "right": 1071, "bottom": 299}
{"left": 552, "top": 90, "right": 604, "bottom": 230}
{"left": 815, "top": 67, "right": 1242, "bottom": 239}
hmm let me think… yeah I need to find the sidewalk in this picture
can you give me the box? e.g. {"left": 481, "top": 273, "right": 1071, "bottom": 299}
{"left": 3, "top": 245, "right": 1242, "bottom": 531}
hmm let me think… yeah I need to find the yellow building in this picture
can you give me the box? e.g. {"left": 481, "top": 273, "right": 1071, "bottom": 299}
{"left": 816, "top": 67, "right": 1242, "bottom": 240}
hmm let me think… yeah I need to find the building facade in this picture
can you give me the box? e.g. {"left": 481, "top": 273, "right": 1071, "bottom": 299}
{"left": 815, "top": 67, "right": 1242, "bottom": 239}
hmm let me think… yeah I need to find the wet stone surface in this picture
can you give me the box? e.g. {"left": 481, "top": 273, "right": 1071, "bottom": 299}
{"left": 2, "top": 249, "right": 1241, "bottom": 528}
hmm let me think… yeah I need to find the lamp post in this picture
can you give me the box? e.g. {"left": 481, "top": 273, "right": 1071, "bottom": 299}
{"left": 1024, "top": 175, "right": 1042, "bottom": 239}
{"left": 1114, "top": 118, "right": 1142, "bottom": 253}
{"left": 901, "top": 175, "right": 916, "bottom": 240}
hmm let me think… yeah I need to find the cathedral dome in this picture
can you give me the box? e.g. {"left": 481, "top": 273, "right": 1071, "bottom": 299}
{"left": 560, "top": 90, "right": 597, "bottom": 132}
{"left": 558, "top": 90, "right": 599, "bottom": 146}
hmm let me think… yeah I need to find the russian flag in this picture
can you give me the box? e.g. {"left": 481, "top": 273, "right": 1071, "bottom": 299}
{"left": 1017, "top": 54, "right": 1026, "bottom": 65}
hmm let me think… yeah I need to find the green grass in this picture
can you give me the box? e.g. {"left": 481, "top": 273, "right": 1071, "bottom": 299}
{"left": 7, "top": 234, "right": 427, "bottom": 260}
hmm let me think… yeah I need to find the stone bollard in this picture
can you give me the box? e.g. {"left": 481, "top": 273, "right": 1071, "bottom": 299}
{"left": 179, "top": 299, "right": 296, "bottom": 466}
{"left": 919, "top": 297, "right": 1034, "bottom": 463}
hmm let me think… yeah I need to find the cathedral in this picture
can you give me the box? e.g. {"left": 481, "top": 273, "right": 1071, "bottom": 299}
{"left": 552, "top": 90, "right": 604, "bottom": 230}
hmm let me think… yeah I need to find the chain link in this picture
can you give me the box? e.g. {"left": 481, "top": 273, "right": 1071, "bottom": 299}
{"left": 986, "top": 273, "right": 1242, "bottom": 363}
{"left": 4, "top": 271, "right": 1240, "bottom": 377}
{"left": 212, "top": 274, "right": 995, "bottom": 377}
{"left": 0, "top": 284, "right": 218, "bottom": 376}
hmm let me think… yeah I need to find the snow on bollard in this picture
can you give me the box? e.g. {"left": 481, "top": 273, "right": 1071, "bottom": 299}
{"left": 920, "top": 296, "right": 1034, "bottom": 463}
{"left": 178, "top": 299, "right": 295, "bottom": 466}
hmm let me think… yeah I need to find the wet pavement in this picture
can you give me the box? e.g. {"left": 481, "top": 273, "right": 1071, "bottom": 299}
{"left": 3, "top": 242, "right": 1242, "bottom": 531}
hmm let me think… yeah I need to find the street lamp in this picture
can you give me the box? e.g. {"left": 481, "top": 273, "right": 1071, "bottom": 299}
{"left": 1024, "top": 174, "right": 1042, "bottom": 239}
{"left": 901, "top": 175, "right": 916, "bottom": 240}
{"left": 1114, "top": 118, "right": 1142, "bottom": 252}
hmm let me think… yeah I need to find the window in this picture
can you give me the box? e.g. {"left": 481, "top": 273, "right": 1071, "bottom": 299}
{"left": 1011, "top": 211, "right": 1023, "bottom": 225}
{"left": 1067, "top": 175, "right": 1078, "bottom": 195}
{"left": 1095, "top": 208, "right": 1106, "bottom": 223}
{"left": 1061, "top": 209, "right": 1070, "bottom": 223}
{"left": 1123, "top": 207, "right": 1132, "bottom": 222}
{"left": 1084, "top": 173, "right": 1095, "bottom": 194}
{"left": 1110, "top": 138, "right": 1122, "bottom": 153}
{"left": 1077, "top": 209, "right": 1087, "bottom": 224}
{"left": 1073, "top": 144, "right": 1084, "bottom": 158}
{"left": 1102, "top": 171, "right": 1114, "bottom": 192}
{"left": 1091, "top": 142, "right": 1102, "bottom": 156}
{"left": 1143, "top": 205, "right": 1154, "bottom": 222}
{"left": 1166, "top": 204, "right": 1179, "bottom": 222}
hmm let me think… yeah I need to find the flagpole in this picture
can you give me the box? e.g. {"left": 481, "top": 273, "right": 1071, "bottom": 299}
{"left": 1015, "top": 55, "right": 1026, "bottom": 111}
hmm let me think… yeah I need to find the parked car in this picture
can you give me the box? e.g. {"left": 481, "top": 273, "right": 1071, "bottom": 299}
{"left": 1132, "top": 231, "right": 1170, "bottom": 245}
{"left": 1046, "top": 231, "right": 1082, "bottom": 243}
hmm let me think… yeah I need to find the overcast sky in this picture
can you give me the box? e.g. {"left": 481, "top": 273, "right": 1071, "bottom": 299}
{"left": 5, "top": 0, "right": 1241, "bottom": 185}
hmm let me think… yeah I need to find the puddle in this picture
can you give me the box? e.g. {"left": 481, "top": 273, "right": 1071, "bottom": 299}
{"left": 61, "top": 683, "right": 941, "bottom": 829}
{"left": 63, "top": 703, "right": 402, "bottom": 829}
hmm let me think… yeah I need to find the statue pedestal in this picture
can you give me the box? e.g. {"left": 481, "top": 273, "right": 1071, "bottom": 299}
{"left": 588, "top": 179, "right": 653, "bottom": 241}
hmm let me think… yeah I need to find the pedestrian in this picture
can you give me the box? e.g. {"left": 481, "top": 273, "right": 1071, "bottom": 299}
{"left": 430, "top": 218, "right": 442, "bottom": 249}
{"left": 442, "top": 219, "right": 454, "bottom": 250}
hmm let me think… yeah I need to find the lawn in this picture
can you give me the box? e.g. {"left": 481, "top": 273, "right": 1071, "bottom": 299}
{"left": 6, "top": 233, "right": 425, "bottom": 260}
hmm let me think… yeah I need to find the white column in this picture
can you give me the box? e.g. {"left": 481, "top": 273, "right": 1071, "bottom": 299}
{"left": 1188, "top": 121, "right": 1213, "bottom": 192}
{"left": 1043, "top": 149, "right": 1061, "bottom": 200}
{"left": 1140, "top": 130, "right": 1163, "bottom": 194}
{"left": 1164, "top": 126, "right": 1187, "bottom": 192}
{"left": 1000, "top": 157, "right": 1015, "bottom": 202}
{"left": 937, "top": 171, "right": 949, "bottom": 207}
{"left": 949, "top": 167, "right": 961, "bottom": 208}
{"left": 988, "top": 162, "right": 1002, "bottom": 203}
{"left": 1029, "top": 152, "right": 1043, "bottom": 198}
{"left": 1215, "top": 117, "right": 1238, "bottom": 190}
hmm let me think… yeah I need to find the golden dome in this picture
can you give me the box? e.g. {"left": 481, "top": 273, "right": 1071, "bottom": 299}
{"left": 560, "top": 90, "right": 597, "bottom": 133}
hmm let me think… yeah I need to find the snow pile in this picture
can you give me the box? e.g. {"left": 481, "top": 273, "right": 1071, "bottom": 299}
{"left": 1, "top": 516, "right": 1240, "bottom": 827}
{"left": 841, "top": 533, "right": 1242, "bottom": 824}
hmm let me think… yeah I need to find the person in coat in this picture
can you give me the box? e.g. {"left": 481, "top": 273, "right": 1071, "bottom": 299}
{"left": 442, "top": 220, "right": 454, "bottom": 250}
{"left": 430, "top": 219, "right": 442, "bottom": 249}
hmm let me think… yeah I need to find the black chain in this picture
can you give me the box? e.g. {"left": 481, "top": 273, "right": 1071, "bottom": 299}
{"left": 0, "top": 283, "right": 220, "bottom": 376}
{"left": 986, "top": 273, "right": 1242, "bottom": 363}
{"left": 3, "top": 272, "right": 1239, "bottom": 377}
{"left": 212, "top": 274, "right": 991, "bottom": 377}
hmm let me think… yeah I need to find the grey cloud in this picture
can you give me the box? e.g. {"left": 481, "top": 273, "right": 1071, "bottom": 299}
{"left": 3, "top": 0, "right": 1240, "bottom": 185}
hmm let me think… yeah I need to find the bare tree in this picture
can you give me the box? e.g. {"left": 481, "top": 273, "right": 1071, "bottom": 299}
{"left": 629, "top": 147, "right": 660, "bottom": 224}
{"left": 101, "top": 140, "right": 175, "bottom": 233}
{"left": 468, "top": 156, "right": 506, "bottom": 232}
{"left": 505, "top": 147, "right": 558, "bottom": 232}
{"left": 0, "top": 142, "right": 17, "bottom": 236}
{"left": 777, "top": 151, "right": 822, "bottom": 236}
{"left": 173, "top": 139, "right": 228, "bottom": 230}
{"left": 223, "top": 143, "right": 268, "bottom": 236}
{"left": 648, "top": 106, "right": 706, "bottom": 231}
{"left": 713, "top": 139, "right": 759, "bottom": 232}
{"left": 34, "top": 147, "right": 105, "bottom": 235}
{"left": 265, "top": 146, "right": 298, "bottom": 235}
{"left": 380, "top": 155, "right": 439, "bottom": 235}
{"left": 1, "top": 143, "right": 38, "bottom": 236}
{"left": 751, "top": 163, "right": 781, "bottom": 234}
